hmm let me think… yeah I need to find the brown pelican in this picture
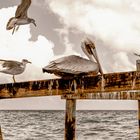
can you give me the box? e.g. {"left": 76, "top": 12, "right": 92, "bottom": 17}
{"left": 6, "top": 0, "right": 36, "bottom": 34}
{"left": 0, "top": 59, "right": 31, "bottom": 83}
{"left": 43, "top": 38, "right": 103, "bottom": 78}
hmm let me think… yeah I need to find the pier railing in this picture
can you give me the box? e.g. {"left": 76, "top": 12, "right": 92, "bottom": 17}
{"left": 0, "top": 61, "right": 140, "bottom": 140}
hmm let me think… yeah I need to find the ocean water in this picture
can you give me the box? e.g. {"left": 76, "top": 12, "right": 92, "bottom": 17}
{"left": 0, "top": 110, "right": 138, "bottom": 140}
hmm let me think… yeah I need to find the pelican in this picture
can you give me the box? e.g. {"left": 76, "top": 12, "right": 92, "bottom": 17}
{"left": 43, "top": 38, "right": 103, "bottom": 78}
{"left": 6, "top": 0, "right": 36, "bottom": 34}
{"left": 0, "top": 59, "right": 31, "bottom": 83}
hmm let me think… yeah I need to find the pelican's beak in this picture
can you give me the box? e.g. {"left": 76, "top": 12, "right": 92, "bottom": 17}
{"left": 82, "top": 37, "right": 104, "bottom": 76}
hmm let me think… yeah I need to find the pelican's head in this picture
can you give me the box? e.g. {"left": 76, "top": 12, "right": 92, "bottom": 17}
{"left": 22, "top": 59, "right": 32, "bottom": 64}
{"left": 6, "top": 17, "right": 17, "bottom": 30}
{"left": 29, "top": 18, "right": 36, "bottom": 27}
{"left": 81, "top": 38, "right": 97, "bottom": 62}
{"left": 81, "top": 38, "right": 103, "bottom": 75}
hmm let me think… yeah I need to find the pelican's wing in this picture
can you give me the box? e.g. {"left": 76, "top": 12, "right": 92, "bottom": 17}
{"left": 15, "top": 0, "right": 31, "bottom": 18}
{"left": 43, "top": 55, "right": 99, "bottom": 76}
{"left": 0, "top": 59, "right": 21, "bottom": 70}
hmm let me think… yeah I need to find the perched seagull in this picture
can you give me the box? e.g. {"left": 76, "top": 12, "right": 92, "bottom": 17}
{"left": 134, "top": 52, "right": 140, "bottom": 57}
{"left": 0, "top": 59, "right": 31, "bottom": 83}
{"left": 6, "top": 0, "right": 36, "bottom": 34}
{"left": 43, "top": 38, "right": 103, "bottom": 78}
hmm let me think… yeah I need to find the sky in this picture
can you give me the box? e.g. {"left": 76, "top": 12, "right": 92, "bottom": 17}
{"left": 0, "top": 0, "right": 139, "bottom": 110}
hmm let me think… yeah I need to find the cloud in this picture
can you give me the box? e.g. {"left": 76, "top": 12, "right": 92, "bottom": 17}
{"left": 0, "top": 6, "right": 55, "bottom": 83}
{"left": 54, "top": 27, "right": 80, "bottom": 58}
{"left": 113, "top": 52, "right": 134, "bottom": 71}
{"left": 46, "top": 0, "right": 140, "bottom": 72}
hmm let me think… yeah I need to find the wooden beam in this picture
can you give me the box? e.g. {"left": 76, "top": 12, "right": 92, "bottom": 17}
{"left": 61, "top": 91, "right": 140, "bottom": 100}
{"left": 0, "top": 71, "right": 139, "bottom": 99}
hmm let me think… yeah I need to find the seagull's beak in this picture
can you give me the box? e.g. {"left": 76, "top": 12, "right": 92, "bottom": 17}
{"left": 27, "top": 60, "right": 32, "bottom": 64}
{"left": 6, "top": 17, "right": 15, "bottom": 30}
{"left": 33, "top": 22, "right": 37, "bottom": 27}
{"left": 6, "top": 26, "right": 13, "bottom": 30}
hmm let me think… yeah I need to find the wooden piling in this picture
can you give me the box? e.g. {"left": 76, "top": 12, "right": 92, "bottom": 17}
{"left": 0, "top": 126, "right": 3, "bottom": 140}
{"left": 138, "top": 101, "right": 140, "bottom": 140}
{"left": 65, "top": 79, "right": 77, "bottom": 140}
{"left": 65, "top": 99, "right": 76, "bottom": 140}
{"left": 136, "top": 59, "right": 140, "bottom": 140}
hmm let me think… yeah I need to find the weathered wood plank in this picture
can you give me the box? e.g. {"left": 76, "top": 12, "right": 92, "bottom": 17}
{"left": 61, "top": 91, "right": 140, "bottom": 100}
{"left": 0, "top": 71, "right": 139, "bottom": 99}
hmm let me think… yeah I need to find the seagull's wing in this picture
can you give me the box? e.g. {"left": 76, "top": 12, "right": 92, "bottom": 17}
{"left": 15, "top": 0, "right": 31, "bottom": 18}
{"left": 0, "top": 60, "right": 21, "bottom": 70}
{"left": 134, "top": 53, "right": 140, "bottom": 57}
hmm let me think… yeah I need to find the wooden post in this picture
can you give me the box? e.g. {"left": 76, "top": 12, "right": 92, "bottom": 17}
{"left": 0, "top": 126, "right": 3, "bottom": 140}
{"left": 65, "top": 99, "right": 76, "bottom": 140}
{"left": 136, "top": 59, "right": 140, "bottom": 140}
{"left": 138, "top": 101, "right": 140, "bottom": 140}
{"left": 65, "top": 79, "right": 77, "bottom": 140}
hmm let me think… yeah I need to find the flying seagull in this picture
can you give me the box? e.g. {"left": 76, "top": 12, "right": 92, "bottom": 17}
{"left": 43, "top": 38, "right": 103, "bottom": 78}
{"left": 0, "top": 59, "right": 31, "bottom": 83}
{"left": 134, "top": 52, "right": 140, "bottom": 57}
{"left": 6, "top": 0, "right": 36, "bottom": 34}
